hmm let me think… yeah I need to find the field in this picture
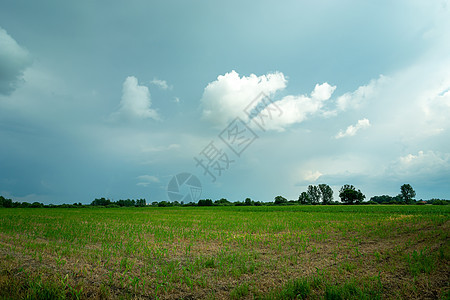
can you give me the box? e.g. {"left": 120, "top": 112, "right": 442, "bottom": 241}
{"left": 0, "top": 206, "right": 449, "bottom": 299}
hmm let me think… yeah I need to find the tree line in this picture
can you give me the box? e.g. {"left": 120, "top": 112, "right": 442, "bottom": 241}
{"left": 0, "top": 196, "right": 146, "bottom": 208}
{"left": 295, "top": 183, "right": 436, "bottom": 205}
{"left": 1, "top": 183, "right": 449, "bottom": 208}
{"left": 90, "top": 197, "right": 146, "bottom": 207}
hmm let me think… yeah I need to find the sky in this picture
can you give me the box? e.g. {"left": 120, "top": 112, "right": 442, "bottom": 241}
{"left": 1, "top": 1, "right": 449, "bottom": 204}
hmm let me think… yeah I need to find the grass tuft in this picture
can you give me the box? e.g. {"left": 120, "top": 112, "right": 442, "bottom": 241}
{"left": 230, "top": 282, "right": 250, "bottom": 299}
{"left": 406, "top": 248, "right": 435, "bottom": 276}
{"left": 26, "top": 276, "right": 65, "bottom": 300}
{"left": 262, "top": 278, "right": 310, "bottom": 300}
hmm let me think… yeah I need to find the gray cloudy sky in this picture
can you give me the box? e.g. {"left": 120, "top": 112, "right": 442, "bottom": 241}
{"left": 1, "top": 1, "right": 449, "bottom": 204}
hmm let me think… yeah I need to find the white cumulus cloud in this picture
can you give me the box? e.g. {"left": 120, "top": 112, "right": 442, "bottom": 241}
{"left": 111, "top": 76, "right": 159, "bottom": 120}
{"left": 390, "top": 150, "right": 450, "bottom": 178}
{"left": 141, "top": 144, "right": 180, "bottom": 153}
{"left": 257, "top": 82, "right": 336, "bottom": 131}
{"left": 136, "top": 175, "right": 160, "bottom": 186}
{"left": 0, "top": 27, "right": 32, "bottom": 95}
{"left": 422, "top": 81, "right": 450, "bottom": 131}
{"left": 150, "top": 78, "right": 171, "bottom": 90}
{"left": 335, "top": 118, "right": 371, "bottom": 139}
{"left": 336, "top": 76, "right": 387, "bottom": 112}
{"left": 200, "top": 70, "right": 338, "bottom": 131}
{"left": 311, "top": 83, "right": 336, "bottom": 101}
{"left": 302, "top": 170, "right": 323, "bottom": 182}
{"left": 200, "top": 70, "right": 287, "bottom": 127}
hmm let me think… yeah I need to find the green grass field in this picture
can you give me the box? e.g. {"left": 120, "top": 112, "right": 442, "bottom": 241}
{"left": 0, "top": 206, "right": 448, "bottom": 299}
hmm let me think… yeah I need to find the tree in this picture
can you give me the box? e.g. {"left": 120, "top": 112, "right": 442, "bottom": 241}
{"left": 0, "top": 196, "right": 13, "bottom": 208}
{"left": 215, "top": 198, "right": 231, "bottom": 206}
{"left": 429, "top": 198, "right": 450, "bottom": 205}
{"left": 158, "top": 201, "right": 173, "bottom": 207}
{"left": 400, "top": 184, "right": 416, "bottom": 204}
{"left": 116, "top": 199, "right": 136, "bottom": 207}
{"left": 91, "top": 197, "right": 111, "bottom": 206}
{"left": 274, "top": 195, "right": 288, "bottom": 205}
{"left": 318, "top": 184, "right": 333, "bottom": 205}
{"left": 30, "top": 202, "right": 44, "bottom": 208}
{"left": 298, "top": 192, "right": 310, "bottom": 205}
{"left": 339, "top": 184, "right": 365, "bottom": 204}
{"left": 307, "top": 185, "right": 321, "bottom": 205}
{"left": 245, "top": 198, "right": 253, "bottom": 206}
{"left": 198, "top": 199, "right": 213, "bottom": 206}
{"left": 370, "top": 195, "right": 393, "bottom": 204}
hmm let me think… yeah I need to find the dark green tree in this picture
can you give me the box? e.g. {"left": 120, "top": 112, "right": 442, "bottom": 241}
{"left": 0, "top": 196, "right": 13, "bottom": 208}
{"left": 429, "top": 199, "right": 450, "bottom": 205}
{"left": 245, "top": 198, "right": 253, "bottom": 206}
{"left": 400, "top": 184, "right": 416, "bottom": 204}
{"left": 318, "top": 184, "right": 333, "bottom": 205}
{"left": 215, "top": 198, "right": 231, "bottom": 206}
{"left": 370, "top": 195, "right": 393, "bottom": 204}
{"left": 274, "top": 195, "right": 288, "bottom": 205}
{"left": 298, "top": 192, "right": 310, "bottom": 205}
{"left": 91, "top": 197, "right": 111, "bottom": 206}
{"left": 198, "top": 199, "right": 213, "bottom": 206}
{"left": 158, "top": 201, "right": 173, "bottom": 207}
{"left": 307, "top": 185, "right": 321, "bottom": 205}
{"left": 116, "top": 199, "right": 136, "bottom": 207}
{"left": 339, "top": 184, "right": 365, "bottom": 204}
{"left": 30, "top": 202, "right": 43, "bottom": 208}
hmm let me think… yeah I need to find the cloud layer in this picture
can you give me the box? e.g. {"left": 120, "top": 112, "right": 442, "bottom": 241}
{"left": 0, "top": 27, "right": 31, "bottom": 95}
{"left": 1, "top": 1, "right": 449, "bottom": 204}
